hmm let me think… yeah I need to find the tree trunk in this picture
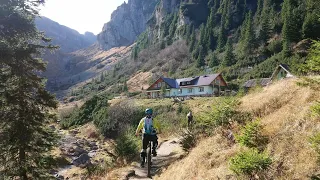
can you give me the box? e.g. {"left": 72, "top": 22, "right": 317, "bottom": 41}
{"left": 19, "top": 148, "right": 28, "bottom": 180}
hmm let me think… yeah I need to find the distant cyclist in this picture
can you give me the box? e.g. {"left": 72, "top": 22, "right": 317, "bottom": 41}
{"left": 187, "top": 111, "right": 193, "bottom": 127}
{"left": 135, "top": 108, "right": 160, "bottom": 167}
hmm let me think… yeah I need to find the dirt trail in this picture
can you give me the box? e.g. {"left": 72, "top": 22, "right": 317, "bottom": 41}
{"left": 125, "top": 137, "right": 185, "bottom": 180}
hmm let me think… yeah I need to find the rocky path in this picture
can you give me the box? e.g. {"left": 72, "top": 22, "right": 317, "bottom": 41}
{"left": 51, "top": 124, "right": 185, "bottom": 180}
{"left": 124, "top": 137, "right": 185, "bottom": 180}
{"left": 52, "top": 127, "right": 114, "bottom": 180}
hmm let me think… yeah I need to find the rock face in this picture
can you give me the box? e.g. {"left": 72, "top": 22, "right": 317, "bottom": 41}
{"left": 35, "top": 16, "right": 96, "bottom": 53}
{"left": 150, "top": 0, "right": 181, "bottom": 40}
{"left": 97, "top": 0, "right": 158, "bottom": 50}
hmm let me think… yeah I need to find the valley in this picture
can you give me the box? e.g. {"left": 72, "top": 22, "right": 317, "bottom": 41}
{"left": 1, "top": 0, "right": 320, "bottom": 179}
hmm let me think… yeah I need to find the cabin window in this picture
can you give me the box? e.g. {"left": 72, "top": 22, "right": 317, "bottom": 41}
{"left": 188, "top": 88, "right": 193, "bottom": 93}
{"left": 181, "top": 82, "right": 186, "bottom": 86}
{"left": 187, "top": 81, "right": 191, "bottom": 85}
{"left": 199, "top": 87, "right": 204, "bottom": 92}
{"left": 157, "top": 82, "right": 161, "bottom": 88}
{"left": 178, "top": 89, "right": 182, "bottom": 94}
{"left": 215, "top": 79, "right": 220, "bottom": 84}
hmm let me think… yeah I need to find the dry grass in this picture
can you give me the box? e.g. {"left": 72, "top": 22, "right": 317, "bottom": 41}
{"left": 127, "top": 71, "right": 152, "bottom": 92}
{"left": 239, "top": 78, "right": 320, "bottom": 179}
{"left": 156, "top": 78, "right": 320, "bottom": 179}
{"left": 155, "top": 135, "right": 239, "bottom": 180}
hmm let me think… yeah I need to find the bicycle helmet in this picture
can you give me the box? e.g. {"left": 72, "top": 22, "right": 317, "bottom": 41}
{"left": 145, "top": 108, "right": 153, "bottom": 115}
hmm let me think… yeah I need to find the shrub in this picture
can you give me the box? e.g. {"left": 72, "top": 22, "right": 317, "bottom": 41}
{"left": 235, "top": 120, "right": 268, "bottom": 149}
{"left": 61, "top": 95, "right": 108, "bottom": 129}
{"left": 311, "top": 101, "right": 320, "bottom": 118}
{"left": 86, "top": 161, "right": 113, "bottom": 177}
{"left": 309, "top": 132, "right": 320, "bottom": 162}
{"left": 93, "top": 100, "right": 144, "bottom": 138}
{"left": 114, "top": 129, "right": 140, "bottom": 162}
{"left": 229, "top": 149, "right": 272, "bottom": 176}
{"left": 196, "top": 98, "right": 246, "bottom": 133}
{"left": 39, "top": 155, "right": 70, "bottom": 169}
{"left": 267, "top": 39, "right": 282, "bottom": 55}
{"left": 179, "top": 129, "right": 197, "bottom": 151}
{"left": 296, "top": 77, "right": 320, "bottom": 91}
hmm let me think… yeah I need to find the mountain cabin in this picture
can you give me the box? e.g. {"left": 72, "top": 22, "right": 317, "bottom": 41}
{"left": 146, "top": 74, "right": 227, "bottom": 98}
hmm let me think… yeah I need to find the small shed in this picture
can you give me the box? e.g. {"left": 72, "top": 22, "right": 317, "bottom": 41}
{"left": 271, "top": 64, "right": 295, "bottom": 81}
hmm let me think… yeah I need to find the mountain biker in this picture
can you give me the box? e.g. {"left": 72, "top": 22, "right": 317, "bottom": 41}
{"left": 135, "top": 108, "right": 160, "bottom": 168}
{"left": 187, "top": 111, "right": 193, "bottom": 127}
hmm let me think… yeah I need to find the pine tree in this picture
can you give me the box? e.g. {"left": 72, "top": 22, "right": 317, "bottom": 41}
{"left": 123, "top": 80, "right": 128, "bottom": 92}
{"left": 302, "top": 12, "right": 320, "bottom": 40}
{"left": 281, "top": 0, "right": 304, "bottom": 44}
{"left": 207, "top": 8, "right": 215, "bottom": 32}
{"left": 198, "top": 24, "right": 206, "bottom": 46}
{"left": 205, "top": 8, "right": 215, "bottom": 51}
{"left": 304, "top": 40, "right": 320, "bottom": 74}
{"left": 196, "top": 45, "right": 206, "bottom": 68}
{"left": 185, "top": 24, "right": 192, "bottom": 45}
{"left": 212, "top": 0, "right": 220, "bottom": 26}
{"left": 209, "top": 52, "right": 219, "bottom": 67}
{"left": 0, "top": 0, "right": 58, "bottom": 179}
{"left": 132, "top": 46, "right": 138, "bottom": 60}
{"left": 222, "top": 0, "right": 233, "bottom": 30}
{"left": 168, "top": 13, "right": 179, "bottom": 45}
{"left": 100, "top": 73, "right": 105, "bottom": 82}
{"left": 255, "top": 0, "right": 263, "bottom": 23}
{"left": 242, "top": 11, "right": 255, "bottom": 55}
{"left": 222, "top": 38, "right": 235, "bottom": 66}
{"left": 217, "top": 26, "right": 227, "bottom": 51}
{"left": 258, "top": 0, "right": 272, "bottom": 44}
{"left": 282, "top": 34, "right": 292, "bottom": 57}
{"left": 192, "top": 47, "right": 200, "bottom": 60}
{"left": 189, "top": 27, "right": 196, "bottom": 53}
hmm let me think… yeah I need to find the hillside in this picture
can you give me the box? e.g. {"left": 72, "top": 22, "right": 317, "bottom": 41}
{"left": 155, "top": 78, "right": 320, "bottom": 179}
{"left": 46, "top": 44, "right": 134, "bottom": 98}
{"left": 64, "top": 0, "right": 320, "bottom": 102}
{"left": 36, "top": 16, "right": 96, "bottom": 53}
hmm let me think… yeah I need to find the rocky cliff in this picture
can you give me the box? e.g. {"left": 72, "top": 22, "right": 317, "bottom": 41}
{"left": 97, "top": 0, "right": 158, "bottom": 50}
{"left": 36, "top": 16, "right": 96, "bottom": 53}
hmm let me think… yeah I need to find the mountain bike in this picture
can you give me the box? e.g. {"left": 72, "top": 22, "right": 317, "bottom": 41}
{"left": 139, "top": 133, "right": 156, "bottom": 178}
{"left": 146, "top": 139, "right": 153, "bottom": 177}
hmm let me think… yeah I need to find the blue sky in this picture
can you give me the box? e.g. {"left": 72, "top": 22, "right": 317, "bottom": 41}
{"left": 40, "top": 0, "right": 128, "bottom": 35}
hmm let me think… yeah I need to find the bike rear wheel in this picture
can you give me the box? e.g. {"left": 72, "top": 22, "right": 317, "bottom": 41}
{"left": 147, "top": 141, "right": 152, "bottom": 177}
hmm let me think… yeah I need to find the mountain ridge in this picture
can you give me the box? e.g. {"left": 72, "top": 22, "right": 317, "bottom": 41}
{"left": 36, "top": 16, "right": 96, "bottom": 53}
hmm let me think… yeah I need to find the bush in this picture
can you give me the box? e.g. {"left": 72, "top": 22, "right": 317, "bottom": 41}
{"left": 114, "top": 129, "right": 140, "bottom": 162}
{"left": 235, "top": 120, "right": 268, "bottom": 149}
{"left": 309, "top": 132, "right": 320, "bottom": 162}
{"left": 229, "top": 149, "right": 272, "bottom": 176}
{"left": 267, "top": 39, "right": 282, "bottom": 55}
{"left": 296, "top": 77, "right": 320, "bottom": 91}
{"left": 179, "top": 129, "right": 197, "bottom": 151}
{"left": 93, "top": 100, "right": 144, "bottom": 138}
{"left": 196, "top": 98, "right": 249, "bottom": 134}
{"left": 61, "top": 95, "right": 109, "bottom": 129}
{"left": 311, "top": 101, "right": 320, "bottom": 118}
{"left": 197, "top": 98, "right": 238, "bottom": 127}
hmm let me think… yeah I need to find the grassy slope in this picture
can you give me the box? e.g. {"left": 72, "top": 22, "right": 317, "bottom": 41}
{"left": 155, "top": 78, "right": 320, "bottom": 179}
